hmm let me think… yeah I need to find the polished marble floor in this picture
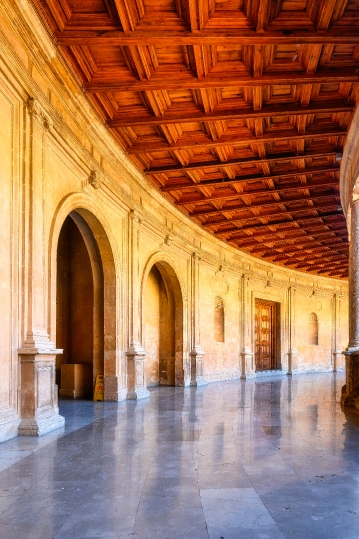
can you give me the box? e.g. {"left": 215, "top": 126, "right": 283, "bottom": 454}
{"left": 1, "top": 372, "right": 359, "bottom": 538}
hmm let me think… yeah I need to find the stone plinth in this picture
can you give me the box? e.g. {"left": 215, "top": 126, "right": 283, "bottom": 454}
{"left": 126, "top": 343, "right": 150, "bottom": 400}
{"left": 59, "top": 364, "right": 92, "bottom": 399}
{"left": 104, "top": 376, "right": 127, "bottom": 401}
{"left": 240, "top": 346, "right": 254, "bottom": 379}
{"left": 288, "top": 348, "right": 300, "bottom": 374}
{"left": 190, "top": 345, "right": 207, "bottom": 386}
{"left": 18, "top": 352, "right": 65, "bottom": 436}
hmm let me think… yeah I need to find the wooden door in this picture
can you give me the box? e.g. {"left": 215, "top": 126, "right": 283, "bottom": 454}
{"left": 255, "top": 299, "right": 276, "bottom": 371}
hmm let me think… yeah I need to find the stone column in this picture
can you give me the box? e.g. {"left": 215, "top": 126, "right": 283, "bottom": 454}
{"left": 343, "top": 199, "right": 359, "bottom": 408}
{"left": 240, "top": 274, "right": 254, "bottom": 378}
{"left": 190, "top": 252, "right": 206, "bottom": 386}
{"left": 126, "top": 209, "right": 149, "bottom": 400}
{"left": 287, "top": 286, "right": 299, "bottom": 374}
{"left": 332, "top": 293, "right": 344, "bottom": 372}
{"left": 18, "top": 98, "right": 64, "bottom": 435}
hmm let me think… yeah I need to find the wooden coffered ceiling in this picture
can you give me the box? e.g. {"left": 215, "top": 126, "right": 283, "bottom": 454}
{"left": 34, "top": 0, "right": 359, "bottom": 279}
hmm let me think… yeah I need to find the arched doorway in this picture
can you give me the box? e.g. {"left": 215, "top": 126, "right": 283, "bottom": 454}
{"left": 144, "top": 261, "right": 184, "bottom": 387}
{"left": 56, "top": 211, "right": 104, "bottom": 399}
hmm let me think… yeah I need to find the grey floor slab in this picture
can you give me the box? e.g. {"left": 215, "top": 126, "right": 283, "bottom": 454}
{"left": 0, "top": 372, "right": 359, "bottom": 538}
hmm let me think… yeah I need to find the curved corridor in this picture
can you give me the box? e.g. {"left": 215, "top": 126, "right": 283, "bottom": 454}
{"left": 0, "top": 372, "right": 358, "bottom": 539}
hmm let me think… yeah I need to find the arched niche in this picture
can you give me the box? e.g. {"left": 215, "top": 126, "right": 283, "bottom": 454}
{"left": 142, "top": 258, "right": 184, "bottom": 387}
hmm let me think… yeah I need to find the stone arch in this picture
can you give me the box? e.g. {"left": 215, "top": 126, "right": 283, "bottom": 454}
{"left": 141, "top": 252, "right": 186, "bottom": 386}
{"left": 48, "top": 193, "right": 119, "bottom": 399}
{"left": 309, "top": 312, "right": 319, "bottom": 346}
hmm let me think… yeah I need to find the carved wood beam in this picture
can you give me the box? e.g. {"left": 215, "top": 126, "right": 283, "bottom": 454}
{"left": 55, "top": 29, "right": 359, "bottom": 46}
{"left": 201, "top": 202, "right": 342, "bottom": 227}
{"left": 214, "top": 212, "right": 345, "bottom": 234}
{"left": 163, "top": 165, "right": 339, "bottom": 194}
{"left": 226, "top": 224, "right": 347, "bottom": 242}
{"left": 146, "top": 150, "right": 340, "bottom": 174}
{"left": 84, "top": 70, "right": 359, "bottom": 93}
{"left": 176, "top": 179, "right": 339, "bottom": 206}
{"left": 126, "top": 127, "right": 347, "bottom": 153}
{"left": 107, "top": 100, "right": 353, "bottom": 128}
{"left": 190, "top": 194, "right": 340, "bottom": 217}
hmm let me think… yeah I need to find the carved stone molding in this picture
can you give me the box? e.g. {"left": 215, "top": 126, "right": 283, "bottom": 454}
{"left": 87, "top": 170, "right": 102, "bottom": 189}
{"left": 129, "top": 208, "right": 142, "bottom": 224}
{"left": 26, "top": 96, "right": 52, "bottom": 131}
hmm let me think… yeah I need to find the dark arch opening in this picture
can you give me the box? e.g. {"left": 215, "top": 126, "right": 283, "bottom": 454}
{"left": 56, "top": 212, "right": 104, "bottom": 398}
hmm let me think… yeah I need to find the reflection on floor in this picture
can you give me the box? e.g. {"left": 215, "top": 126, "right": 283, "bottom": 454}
{"left": 0, "top": 372, "right": 359, "bottom": 539}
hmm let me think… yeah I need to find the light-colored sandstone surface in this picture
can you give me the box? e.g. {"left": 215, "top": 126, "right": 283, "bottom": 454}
{"left": 0, "top": 0, "right": 350, "bottom": 441}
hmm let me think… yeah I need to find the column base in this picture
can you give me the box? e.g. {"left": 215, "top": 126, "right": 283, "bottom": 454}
{"left": 342, "top": 350, "right": 359, "bottom": 409}
{"left": 126, "top": 387, "right": 151, "bottom": 400}
{"left": 18, "top": 413, "right": 65, "bottom": 437}
{"left": 287, "top": 349, "right": 300, "bottom": 374}
{"left": 240, "top": 347, "right": 254, "bottom": 379}
{"left": 126, "top": 343, "right": 150, "bottom": 401}
{"left": 190, "top": 346, "right": 207, "bottom": 386}
{"left": 104, "top": 376, "right": 127, "bottom": 402}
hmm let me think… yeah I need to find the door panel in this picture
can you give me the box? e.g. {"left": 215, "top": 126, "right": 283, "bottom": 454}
{"left": 255, "top": 299, "right": 276, "bottom": 371}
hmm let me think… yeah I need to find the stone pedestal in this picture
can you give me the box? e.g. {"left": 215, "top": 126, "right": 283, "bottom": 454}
{"left": 342, "top": 351, "right": 359, "bottom": 408}
{"left": 18, "top": 350, "right": 65, "bottom": 436}
{"left": 190, "top": 345, "right": 207, "bottom": 386}
{"left": 287, "top": 348, "right": 300, "bottom": 374}
{"left": 240, "top": 346, "right": 254, "bottom": 379}
{"left": 126, "top": 343, "right": 150, "bottom": 400}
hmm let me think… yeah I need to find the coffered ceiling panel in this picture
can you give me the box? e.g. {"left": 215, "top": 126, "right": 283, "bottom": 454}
{"left": 34, "top": 0, "right": 358, "bottom": 278}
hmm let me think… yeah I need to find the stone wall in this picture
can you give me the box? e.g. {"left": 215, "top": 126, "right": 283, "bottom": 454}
{"left": 0, "top": 0, "right": 349, "bottom": 441}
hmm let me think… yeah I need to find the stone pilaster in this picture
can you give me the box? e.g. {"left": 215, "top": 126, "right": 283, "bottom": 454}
{"left": 126, "top": 210, "right": 149, "bottom": 399}
{"left": 332, "top": 293, "right": 344, "bottom": 371}
{"left": 287, "top": 286, "right": 299, "bottom": 374}
{"left": 343, "top": 199, "right": 359, "bottom": 408}
{"left": 17, "top": 98, "right": 64, "bottom": 435}
{"left": 190, "top": 252, "right": 207, "bottom": 386}
{"left": 240, "top": 274, "right": 254, "bottom": 378}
